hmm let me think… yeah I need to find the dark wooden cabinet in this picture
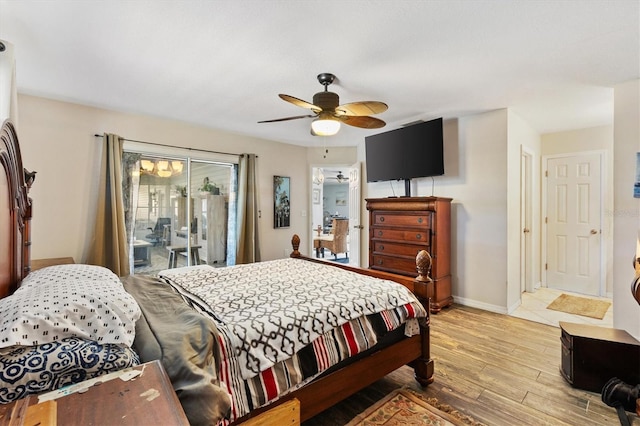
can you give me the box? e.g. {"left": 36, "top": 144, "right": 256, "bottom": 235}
{"left": 560, "top": 321, "right": 640, "bottom": 393}
{"left": 366, "top": 197, "right": 452, "bottom": 312}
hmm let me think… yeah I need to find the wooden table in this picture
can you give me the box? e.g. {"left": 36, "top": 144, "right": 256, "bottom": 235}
{"left": 166, "top": 245, "right": 202, "bottom": 268}
{"left": 133, "top": 239, "right": 153, "bottom": 266}
{"left": 0, "top": 360, "right": 189, "bottom": 425}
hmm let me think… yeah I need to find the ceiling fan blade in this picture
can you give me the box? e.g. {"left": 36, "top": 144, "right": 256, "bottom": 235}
{"left": 337, "top": 115, "right": 386, "bottom": 129}
{"left": 258, "top": 114, "right": 316, "bottom": 123}
{"left": 279, "top": 94, "right": 322, "bottom": 112}
{"left": 336, "top": 101, "right": 388, "bottom": 116}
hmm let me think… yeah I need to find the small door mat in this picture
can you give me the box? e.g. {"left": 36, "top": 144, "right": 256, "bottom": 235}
{"left": 546, "top": 293, "right": 611, "bottom": 319}
{"left": 346, "top": 388, "right": 485, "bottom": 426}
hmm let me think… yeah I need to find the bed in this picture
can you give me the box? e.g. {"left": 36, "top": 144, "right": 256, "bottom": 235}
{"left": 0, "top": 119, "right": 434, "bottom": 425}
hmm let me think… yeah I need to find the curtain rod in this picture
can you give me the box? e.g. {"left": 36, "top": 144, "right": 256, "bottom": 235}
{"left": 93, "top": 134, "right": 255, "bottom": 158}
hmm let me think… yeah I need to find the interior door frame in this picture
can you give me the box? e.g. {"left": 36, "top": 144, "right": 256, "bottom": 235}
{"left": 520, "top": 146, "right": 534, "bottom": 294}
{"left": 541, "top": 150, "right": 606, "bottom": 296}
{"left": 347, "top": 162, "right": 361, "bottom": 267}
{"left": 309, "top": 164, "right": 360, "bottom": 266}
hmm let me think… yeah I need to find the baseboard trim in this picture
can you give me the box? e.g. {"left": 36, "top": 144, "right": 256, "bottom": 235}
{"left": 452, "top": 296, "right": 508, "bottom": 314}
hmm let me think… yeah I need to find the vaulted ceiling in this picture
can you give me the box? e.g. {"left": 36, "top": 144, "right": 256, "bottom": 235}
{"left": 1, "top": 1, "right": 638, "bottom": 147}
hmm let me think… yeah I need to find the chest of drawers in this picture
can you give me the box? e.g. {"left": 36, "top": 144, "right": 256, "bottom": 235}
{"left": 366, "top": 197, "right": 452, "bottom": 312}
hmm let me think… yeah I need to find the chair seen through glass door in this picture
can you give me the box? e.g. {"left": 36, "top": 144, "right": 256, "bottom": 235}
{"left": 128, "top": 155, "right": 235, "bottom": 274}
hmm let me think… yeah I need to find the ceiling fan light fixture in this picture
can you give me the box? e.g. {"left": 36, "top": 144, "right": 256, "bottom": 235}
{"left": 140, "top": 159, "right": 155, "bottom": 172}
{"left": 171, "top": 161, "right": 184, "bottom": 173}
{"left": 311, "top": 116, "right": 340, "bottom": 136}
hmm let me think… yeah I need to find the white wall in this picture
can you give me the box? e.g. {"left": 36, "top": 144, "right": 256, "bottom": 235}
{"left": 0, "top": 39, "right": 18, "bottom": 125}
{"left": 613, "top": 79, "right": 640, "bottom": 339}
{"left": 507, "top": 111, "right": 541, "bottom": 311}
{"left": 362, "top": 110, "right": 510, "bottom": 313}
{"left": 17, "top": 94, "right": 313, "bottom": 263}
{"left": 541, "top": 125, "right": 614, "bottom": 295}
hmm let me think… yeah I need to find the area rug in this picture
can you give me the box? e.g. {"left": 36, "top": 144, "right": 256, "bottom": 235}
{"left": 546, "top": 293, "right": 611, "bottom": 319}
{"left": 346, "top": 388, "right": 484, "bottom": 426}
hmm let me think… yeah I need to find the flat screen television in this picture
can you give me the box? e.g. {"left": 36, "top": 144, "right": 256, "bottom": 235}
{"left": 365, "top": 117, "right": 444, "bottom": 196}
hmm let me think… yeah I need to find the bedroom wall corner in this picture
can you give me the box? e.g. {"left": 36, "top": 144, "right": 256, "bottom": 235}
{"left": 613, "top": 79, "right": 640, "bottom": 339}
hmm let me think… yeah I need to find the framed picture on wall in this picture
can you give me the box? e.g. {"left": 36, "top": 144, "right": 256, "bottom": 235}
{"left": 335, "top": 191, "right": 347, "bottom": 206}
{"left": 313, "top": 188, "right": 321, "bottom": 204}
{"left": 274, "top": 176, "right": 291, "bottom": 228}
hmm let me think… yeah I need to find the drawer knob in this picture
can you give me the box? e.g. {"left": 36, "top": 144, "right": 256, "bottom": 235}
{"left": 416, "top": 234, "right": 422, "bottom": 240}
{"left": 379, "top": 217, "right": 385, "bottom": 222}
{"left": 378, "top": 230, "right": 383, "bottom": 237}
{"left": 379, "top": 245, "right": 384, "bottom": 251}
{"left": 417, "top": 217, "right": 423, "bottom": 223}
{"left": 377, "top": 259, "right": 383, "bottom": 265}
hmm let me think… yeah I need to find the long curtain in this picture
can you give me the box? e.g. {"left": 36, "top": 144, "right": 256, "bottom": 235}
{"left": 121, "top": 152, "right": 140, "bottom": 274}
{"left": 87, "top": 133, "right": 130, "bottom": 276}
{"left": 236, "top": 153, "right": 260, "bottom": 264}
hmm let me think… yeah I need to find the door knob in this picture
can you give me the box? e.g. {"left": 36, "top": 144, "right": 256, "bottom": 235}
{"left": 590, "top": 229, "right": 598, "bottom": 235}
{"left": 523, "top": 228, "right": 530, "bottom": 233}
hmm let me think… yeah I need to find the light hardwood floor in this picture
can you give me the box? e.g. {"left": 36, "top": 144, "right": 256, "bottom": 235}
{"left": 304, "top": 304, "right": 637, "bottom": 425}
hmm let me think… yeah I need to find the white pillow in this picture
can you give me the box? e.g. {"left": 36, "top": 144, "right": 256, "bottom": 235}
{"left": 0, "top": 265, "right": 140, "bottom": 348}
{"left": 18, "top": 264, "right": 122, "bottom": 292}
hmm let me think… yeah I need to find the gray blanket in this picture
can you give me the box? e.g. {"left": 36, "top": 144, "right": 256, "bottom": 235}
{"left": 122, "top": 275, "right": 231, "bottom": 426}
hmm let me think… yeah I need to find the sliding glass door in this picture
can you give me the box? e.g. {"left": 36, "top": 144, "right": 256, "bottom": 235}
{"left": 125, "top": 152, "right": 236, "bottom": 275}
{"left": 189, "top": 160, "right": 236, "bottom": 268}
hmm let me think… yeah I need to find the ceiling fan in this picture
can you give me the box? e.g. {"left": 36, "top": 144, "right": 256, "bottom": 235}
{"left": 258, "top": 73, "right": 387, "bottom": 136}
{"left": 326, "top": 171, "right": 350, "bottom": 183}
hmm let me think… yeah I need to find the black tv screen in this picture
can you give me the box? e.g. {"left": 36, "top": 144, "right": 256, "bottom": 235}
{"left": 365, "top": 118, "right": 444, "bottom": 183}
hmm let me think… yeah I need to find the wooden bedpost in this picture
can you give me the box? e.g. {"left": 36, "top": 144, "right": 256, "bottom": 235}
{"left": 411, "top": 250, "right": 435, "bottom": 386}
{"left": 290, "top": 234, "right": 301, "bottom": 258}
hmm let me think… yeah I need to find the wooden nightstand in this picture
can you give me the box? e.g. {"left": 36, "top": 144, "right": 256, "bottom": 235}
{"left": 560, "top": 322, "right": 640, "bottom": 393}
{"left": 30, "top": 257, "right": 75, "bottom": 271}
{"left": 0, "top": 360, "right": 189, "bottom": 425}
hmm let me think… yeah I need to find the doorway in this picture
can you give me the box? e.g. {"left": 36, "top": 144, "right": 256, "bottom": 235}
{"left": 311, "top": 166, "right": 358, "bottom": 265}
{"left": 544, "top": 152, "right": 603, "bottom": 296}
{"left": 520, "top": 148, "right": 533, "bottom": 294}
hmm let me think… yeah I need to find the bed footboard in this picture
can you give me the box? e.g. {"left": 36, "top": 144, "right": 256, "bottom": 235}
{"left": 273, "top": 235, "right": 435, "bottom": 422}
{"left": 409, "top": 250, "right": 434, "bottom": 386}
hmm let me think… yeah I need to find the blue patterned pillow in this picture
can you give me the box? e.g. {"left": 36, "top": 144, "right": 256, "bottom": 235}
{"left": 0, "top": 337, "right": 140, "bottom": 403}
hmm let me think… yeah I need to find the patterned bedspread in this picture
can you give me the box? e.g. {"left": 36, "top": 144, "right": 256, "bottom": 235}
{"left": 127, "top": 258, "right": 427, "bottom": 424}
{"left": 158, "top": 258, "right": 426, "bottom": 381}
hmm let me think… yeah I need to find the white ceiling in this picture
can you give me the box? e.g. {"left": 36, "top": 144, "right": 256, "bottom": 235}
{"left": 1, "top": 1, "right": 638, "bottom": 147}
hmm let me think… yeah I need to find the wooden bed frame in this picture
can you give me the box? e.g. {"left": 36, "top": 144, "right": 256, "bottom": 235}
{"left": 0, "top": 119, "right": 434, "bottom": 424}
{"left": 0, "top": 120, "right": 32, "bottom": 299}
{"left": 249, "top": 234, "right": 435, "bottom": 423}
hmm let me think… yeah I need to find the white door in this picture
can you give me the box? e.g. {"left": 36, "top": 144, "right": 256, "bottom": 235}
{"left": 520, "top": 149, "right": 533, "bottom": 293}
{"left": 546, "top": 153, "right": 602, "bottom": 295}
{"left": 348, "top": 163, "right": 361, "bottom": 267}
